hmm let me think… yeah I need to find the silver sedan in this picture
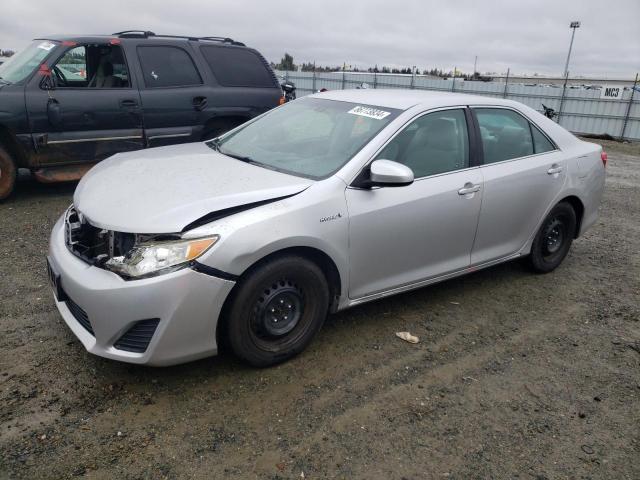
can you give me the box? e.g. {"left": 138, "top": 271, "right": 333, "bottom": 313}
{"left": 47, "top": 90, "right": 606, "bottom": 366}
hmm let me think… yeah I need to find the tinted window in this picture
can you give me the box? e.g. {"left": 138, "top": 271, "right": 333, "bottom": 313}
{"left": 531, "top": 124, "right": 555, "bottom": 153}
{"left": 200, "top": 46, "right": 275, "bottom": 88}
{"left": 137, "top": 46, "right": 202, "bottom": 88}
{"left": 376, "top": 109, "right": 469, "bottom": 178}
{"left": 475, "top": 108, "right": 533, "bottom": 163}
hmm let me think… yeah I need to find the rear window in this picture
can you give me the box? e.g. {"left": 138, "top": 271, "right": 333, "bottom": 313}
{"left": 137, "top": 46, "right": 202, "bottom": 88}
{"left": 200, "top": 46, "right": 275, "bottom": 88}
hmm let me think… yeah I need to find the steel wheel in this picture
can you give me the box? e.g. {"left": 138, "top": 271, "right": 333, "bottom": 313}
{"left": 528, "top": 202, "right": 577, "bottom": 273}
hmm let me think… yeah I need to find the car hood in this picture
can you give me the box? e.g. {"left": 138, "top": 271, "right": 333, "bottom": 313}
{"left": 74, "top": 142, "right": 313, "bottom": 233}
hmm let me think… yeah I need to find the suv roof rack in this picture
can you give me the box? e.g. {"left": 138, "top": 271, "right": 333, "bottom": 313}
{"left": 112, "top": 30, "right": 245, "bottom": 46}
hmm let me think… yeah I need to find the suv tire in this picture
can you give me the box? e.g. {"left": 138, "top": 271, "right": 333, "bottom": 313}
{"left": 528, "top": 202, "right": 577, "bottom": 273}
{"left": 226, "top": 255, "right": 330, "bottom": 367}
{"left": 0, "top": 145, "right": 17, "bottom": 201}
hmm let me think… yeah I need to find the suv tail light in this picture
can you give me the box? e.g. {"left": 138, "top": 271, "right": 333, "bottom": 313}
{"left": 601, "top": 150, "right": 608, "bottom": 167}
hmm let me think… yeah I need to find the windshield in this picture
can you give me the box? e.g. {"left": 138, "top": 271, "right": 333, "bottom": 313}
{"left": 211, "top": 97, "right": 401, "bottom": 179}
{"left": 0, "top": 40, "right": 58, "bottom": 84}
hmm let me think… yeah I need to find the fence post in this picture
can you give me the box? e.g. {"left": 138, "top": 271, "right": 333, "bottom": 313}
{"left": 557, "top": 71, "right": 569, "bottom": 124}
{"left": 374, "top": 71, "right": 378, "bottom": 89}
{"left": 312, "top": 62, "right": 316, "bottom": 92}
{"left": 342, "top": 69, "right": 346, "bottom": 90}
{"left": 620, "top": 73, "right": 639, "bottom": 140}
{"left": 411, "top": 66, "right": 415, "bottom": 89}
{"left": 284, "top": 70, "right": 289, "bottom": 82}
{"left": 503, "top": 68, "right": 510, "bottom": 98}
{"left": 451, "top": 67, "right": 456, "bottom": 92}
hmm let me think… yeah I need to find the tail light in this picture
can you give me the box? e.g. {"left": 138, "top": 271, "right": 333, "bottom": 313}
{"left": 601, "top": 150, "right": 608, "bottom": 167}
{"left": 278, "top": 96, "right": 286, "bottom": 105}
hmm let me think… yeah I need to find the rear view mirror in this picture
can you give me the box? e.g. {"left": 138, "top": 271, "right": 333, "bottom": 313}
{"left": 369, "top": 159, "right": 414, "bottom": 187}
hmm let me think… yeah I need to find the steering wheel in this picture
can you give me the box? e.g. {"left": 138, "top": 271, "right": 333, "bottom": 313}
{"left": 52, "top": 66, "right": 68, "bottom": 87}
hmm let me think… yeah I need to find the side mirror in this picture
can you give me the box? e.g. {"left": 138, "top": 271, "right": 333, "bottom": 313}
{"left": 368, "top": 159, "right": 414, "bottom": 187}
{"left": 281, "top": 82, "right": 296, "bottom": 94}
{"left": 40, "top": 74, "right": 56, "bottom": 91}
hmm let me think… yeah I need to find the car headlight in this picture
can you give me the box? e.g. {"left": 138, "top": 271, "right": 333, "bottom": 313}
{"left": 104, "top": 236, "right": 219, "bottom": 279}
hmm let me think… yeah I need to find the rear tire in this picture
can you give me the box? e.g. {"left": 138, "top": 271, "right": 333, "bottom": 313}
{"left": 0, "top": 145, "right": 17, "bottom": 201}
{"left": 226, "top": 255, "right": 330, "bottom": 367}
{"left": 528, "top": 202, "right": 576, "bottom": 273}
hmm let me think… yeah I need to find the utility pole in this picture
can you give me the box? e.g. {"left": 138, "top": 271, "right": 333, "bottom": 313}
{"left": 563, "top": 21, "right": 580, "bottom": 78}
{"left": 473, "top": 55, "right": 477, "bottom": 77}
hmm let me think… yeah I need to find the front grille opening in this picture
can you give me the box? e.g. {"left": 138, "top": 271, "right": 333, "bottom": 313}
{"left": 114, "top": 319, "right": 160, "bottom": 353}
{"left": 65, "top": 294, "right": 94, "bottom": 336}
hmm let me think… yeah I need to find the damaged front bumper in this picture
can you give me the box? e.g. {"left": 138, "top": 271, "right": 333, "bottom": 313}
{"left": 47, "top": 215, "right": 235, "bottom": 366}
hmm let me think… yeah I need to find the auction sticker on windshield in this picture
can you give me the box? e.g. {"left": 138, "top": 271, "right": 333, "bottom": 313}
{"left": 348, "top": 106, "right": 391, "bottom": 120}
{"left": 37, "top": 41, "right": 56, "bottom": 51}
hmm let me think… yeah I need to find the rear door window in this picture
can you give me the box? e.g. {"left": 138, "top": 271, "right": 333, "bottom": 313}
{"left": 137, "top": 46, "right": 202, "bottom": 88}
{"left": 530, "top": 123, "right": 556, "bottom": 154}
{"left": 475, "top": 108, "right": 534, "bottom": 164}
{"left": 200, "top": 46, "right": 275, "bottom": 87}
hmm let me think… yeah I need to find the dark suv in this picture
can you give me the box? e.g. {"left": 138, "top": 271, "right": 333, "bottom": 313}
{"left": 0, "top": 31, "right": 284, "bottom": 199}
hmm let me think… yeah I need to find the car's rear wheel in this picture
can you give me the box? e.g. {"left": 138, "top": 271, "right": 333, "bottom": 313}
{"left": 0, "top": 145, "right": 17, "bottom": 201}
{"left": 528, "top": 202, "right": 577, "bottom": 273}
{"left": 226, "top": 255, "right": 330, "bottom": 367}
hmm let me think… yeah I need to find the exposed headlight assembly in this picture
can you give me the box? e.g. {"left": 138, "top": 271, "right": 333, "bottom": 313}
{"left": 104, "top": 236, "right": 219, "bottom": 279}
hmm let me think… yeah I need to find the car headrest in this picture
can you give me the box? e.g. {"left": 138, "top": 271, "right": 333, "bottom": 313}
{"left": 425, "top": 118, "right": 458, "bottom": 150}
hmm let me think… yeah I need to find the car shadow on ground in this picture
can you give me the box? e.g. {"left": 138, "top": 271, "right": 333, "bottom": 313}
{"left": 6, "top": 171, "right": 78, "bottom": 203}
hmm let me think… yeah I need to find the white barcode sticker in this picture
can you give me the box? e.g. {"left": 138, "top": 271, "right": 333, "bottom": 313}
{"left": 347, "top": 106, "right": 391, "bottom": 120}
{"left": 37, "top": 41, "right": 56, "bottom": 51}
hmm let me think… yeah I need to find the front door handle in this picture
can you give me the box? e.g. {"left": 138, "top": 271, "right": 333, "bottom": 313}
{"left": 458, "top": 183, "right": 480, "bottom": 196}
{"left": 193, "top": 96, "right": 208, "bottom": 111}
{"left": 547, "top": 165, "right": 563, "bottom": 175}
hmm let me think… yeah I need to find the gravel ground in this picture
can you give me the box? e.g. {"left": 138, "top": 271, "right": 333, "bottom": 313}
{"left": 1, "top": 139, "right": 639, "bottom": 479}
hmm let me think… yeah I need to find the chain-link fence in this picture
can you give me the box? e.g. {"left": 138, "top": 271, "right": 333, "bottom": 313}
{"left": 275, "top": 70, "right": 640, "bottom": 141}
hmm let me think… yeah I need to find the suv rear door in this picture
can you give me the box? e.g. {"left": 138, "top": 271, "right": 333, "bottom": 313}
{"left": 26, "top": 42, "right": 144, "bottom": 165}
{"left": 132, "top": 43, "right": 208, "bottom": 147}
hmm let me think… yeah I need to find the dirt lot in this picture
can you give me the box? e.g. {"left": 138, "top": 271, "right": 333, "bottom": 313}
{"left": 1, "top": 139, "right": 639, "bottom": 480}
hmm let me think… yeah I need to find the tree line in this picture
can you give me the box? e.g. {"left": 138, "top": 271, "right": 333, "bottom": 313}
{"left": 271, "top": 53, "right": 491, "bottom": 80}
{"left": 0, "top": 49, "right": 15, "bottom": 57}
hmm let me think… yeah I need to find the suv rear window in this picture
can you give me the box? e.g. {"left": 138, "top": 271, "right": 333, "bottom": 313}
{"left": 137, "top": 46, "right": 202, "bottom": 88}
{"left": 200, "top": 46, "right": 275, "bottom": 88}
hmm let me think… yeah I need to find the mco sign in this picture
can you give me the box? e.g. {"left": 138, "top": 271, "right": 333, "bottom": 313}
{"left": 600, "top": 85, "right": 624, "bottom": 100}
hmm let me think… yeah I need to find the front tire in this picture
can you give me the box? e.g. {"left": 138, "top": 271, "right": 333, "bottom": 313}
{"left": 528, "top": 202, "right": 577, "bottom": 273}
{"left": 0, "top": 145, "right": 17, "bottom": 201}
{"left": 226, "top": 255, "right": 330, "bottom": 367}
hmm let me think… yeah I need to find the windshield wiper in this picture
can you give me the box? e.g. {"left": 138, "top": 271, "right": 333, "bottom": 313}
{"left": 219, "top": 149, "right": 260, "bottom": 166}
{"left": 208, "top": 137, "right": 221, "bottom": 151}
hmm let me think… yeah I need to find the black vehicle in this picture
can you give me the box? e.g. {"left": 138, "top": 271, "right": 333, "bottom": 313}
{"left": 0, "top": 31, "right": 285, "bottom": 199}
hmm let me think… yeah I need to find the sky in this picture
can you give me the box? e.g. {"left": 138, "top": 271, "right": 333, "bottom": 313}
{"left": 0, "top": 0, "right": 638, "bottom": 78}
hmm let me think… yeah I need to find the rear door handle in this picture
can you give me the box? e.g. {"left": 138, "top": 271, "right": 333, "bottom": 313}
{"left": 547, "top": 165, "right": 563, "bottom": 175}
{"left": 193, "top": 96, "right": 208, "bottom": 111}
{"left": 120, "top": 99, "right": 138, "bottom": 109}
{"left": 458, "top": 183, "right": 481, "bottom": 195}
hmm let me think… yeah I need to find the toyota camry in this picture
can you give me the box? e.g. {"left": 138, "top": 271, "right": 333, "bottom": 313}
{"left": 47, "top": 89, "right": 606, "bottom": 367}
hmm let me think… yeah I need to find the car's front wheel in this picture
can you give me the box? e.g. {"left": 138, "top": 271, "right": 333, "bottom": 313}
{"left": 225, "top": 255, "right": 330, "bottom": 367}
{"left": 528, "top": 202, "right": 577, "bottom": 273}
